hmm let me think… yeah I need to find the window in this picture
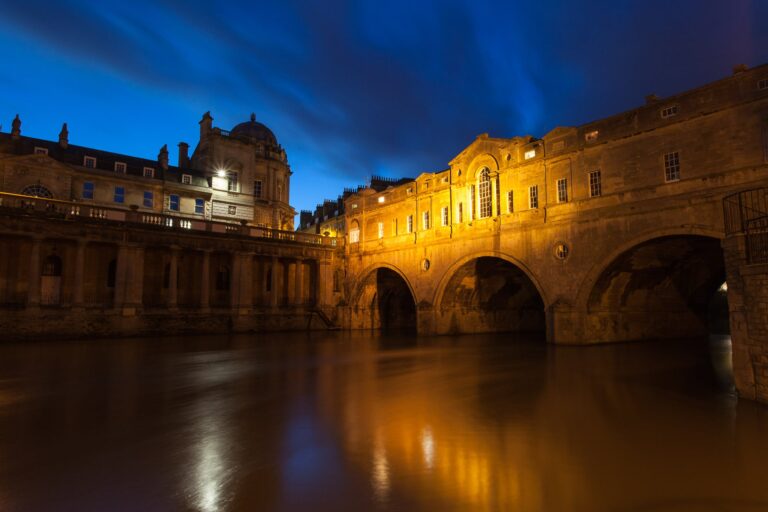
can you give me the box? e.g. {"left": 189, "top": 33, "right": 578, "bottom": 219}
{"left": 407, "top": 215, "right": 413, "bottom": 233}
{"left": 478, "top": 168, "right": 492, "bottom": 218}
{"left": 589, "top": 170, "right": 602, "bottom": 197}
{"left": 169, "top": 194, "right": 180, "bottom": 211}
{"left": 21, "top": 184, "right": 52, "bottom": 198}
{"left": 557, "top": 178, "right": 568, "bottom": 203}
{"left": 82, "top": 182, "right": 94, "bottom": 200}
{"left": 585, "top": 130, "right": 599, "bottom": 143}
{"left": 114, "top": 162, "right": 127, "bottom": 173}
{"left": 195, "top": 198, "right": 205, "bottom": 215}
{"left": 529, "top": 185, "right": 539, "bottom": 209}
{"left": 524, "top": 149, "right": 536, "bottom": 160}
{"left": 377, "top": 196, "right": 385, "bottom": 204}
{"left": 349, "top": 228, "right": 360, "bottom": 243}
{"left": 664, "top": 151, "right": 680, "bottom": 182}
{"left": 333, "top": 270, "right": 342, "bottom": 293}
{"left": 422, "top": 211, "right": 430, "bottom": 230}
{"left": 228, "top": 205, "right": 237, "bottom": 215}
{"left": 83, "top": 156, "right": 96, "bottom": 168}
{"left": 507, "top": 191, "right": 514, "bottom": 213}
{"left": 469, "top": 185, "right": 475, "bottom": 220}
{"left": 34, "top": 147, "right": 48, "bottom": 155}
{"left": 457, "top": 202, "right": 463, "bottom": 223}
{"left": 181, "top": 174, "right": 192, "bottom": 185}
{"left": 143, "top": 167, "right": 155, "bottom": 178}
{"left": 660, "top": 105, "right": 679, "bottom": 118}
{"left": 143, "top": 191, "right": 153, "bottom": 208}
{"left": 215, "top": 265, "right": 230, "bottom": 291}
{"left": 441, "top": 206, "right": 449, "bottom": 226}
{"left": 758, "top": 79, "right": 768, "bottom": 90}
{"left": 253, "top": 179, "right": 263, "bottom": 199}
{"left": 114, "top": 186, "right": 125, "bottom": 204}
{"left": 228, "top": 173, "right": 238, "bottom": 192}
{"left": 377, "top": 222, "right": 384, "bottom": 239}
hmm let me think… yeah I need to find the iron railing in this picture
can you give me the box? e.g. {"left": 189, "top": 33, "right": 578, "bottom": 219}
{"left": 723, "top": 187, "right": 768, "bottom": 264}
{"left": 0, "top": 192, "right": 341, "bottom": 248}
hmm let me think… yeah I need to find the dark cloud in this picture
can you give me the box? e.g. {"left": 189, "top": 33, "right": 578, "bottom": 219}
{"left": 0, "top": 0, "right": 766, "bottom": 212}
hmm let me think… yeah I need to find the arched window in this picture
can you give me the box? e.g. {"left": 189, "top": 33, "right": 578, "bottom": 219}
{"left": 42, "top": 255, "right": 62, "bottom": 276}
{"left": 21, "top": 184, "right": 53, "bottom": 198}
{"left": 478, "top": 168, "right": 492, "bottom": 218}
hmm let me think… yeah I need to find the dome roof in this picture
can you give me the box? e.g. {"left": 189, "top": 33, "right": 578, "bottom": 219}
{"left": 230, "top": 113, "right": 277, "bottom": 144}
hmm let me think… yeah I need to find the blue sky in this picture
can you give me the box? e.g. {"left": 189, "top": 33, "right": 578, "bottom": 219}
{"left": 0, "top": 0, "right": 766, "bottom": 218}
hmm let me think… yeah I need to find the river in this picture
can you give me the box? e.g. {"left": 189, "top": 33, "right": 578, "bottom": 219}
{"left": 0, "top": 333, "right": 766, "bottom": 511}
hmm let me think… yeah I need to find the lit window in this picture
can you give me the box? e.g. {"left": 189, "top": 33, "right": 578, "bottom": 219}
{"left": 228, "top": 205, "right": 237, "bottom": 215}
{"left": 529, "top": 185, "right": 539, "bottom": 209}
{"left": 143, "top": 167, "right": 155, "bottom": 178}
{"left": 114, "top": 186, "right": 125, "bottom": 204}
{"left": 254, "top": 180, "right": 263, "bottom": 199}
{"left": 143, "top": 191, "right": 153, "bottom": 208}
{"left": 349, "top": 228, "right": 360, "bottom": 243}
{"left": 34, "top": 147, "right": 48, "bottom": 155}
{"left": 585, "top": 130, "right": 599, "bottom": 143}
{"left": 377, "top": 222, "right": 384, "bottom": 239}
{"left": 407, "top": 215, "right": 413, "bottom": 233}
{"left": 524, "top": 149, "right": 536, "bottom": 160}
{"left": 557, "top": 178, "right": 568, "bottom": 203}
{"left": 83, "top": 156, "right": 96, "bottom": 168}
{"left": 441, "top": 206, "right": 449, "bottom": 226}
{"left": 660, "top": 105, "right": 679, "bottom": 118}
{"left": 664, "top": 152, "right": 681, "bottom": 182}
{"left": 507, "top": 190, "right": 514, "bottom": 213}
{"left": 422, "top": 211, "right": 430, "bottom": 230}
{"left": 169, "top": 194, "right": 180, "bottom": 211}
{"left": 195, "top": 198, "right": 204, "bottom": 215}
{"left": 758, "top": 79, "right": 768, "bottom": 90}
{"left": 478, "top": 168, "right": 492, "bottom": 218}
{"left": 82, "top": 182, "right": 94, "bottom": 200}
{"left": 181, "top": 174, "right": 192, "bottom": 185}
{"left": 589, "top": 170, "right": 602, "bottom": 197}
{"left": 457, "top": 202, "right": 463, "bottom": 223}
{"left": 114, "top": 162, "right": 127, "bottom": 173}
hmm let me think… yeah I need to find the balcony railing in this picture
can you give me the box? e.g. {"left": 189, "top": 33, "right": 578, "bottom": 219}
{"left": 723, "top": 188, "right": 768, "bottom": 264}
{"left": 0, "top": 192, "right": 341, "bottom": 248}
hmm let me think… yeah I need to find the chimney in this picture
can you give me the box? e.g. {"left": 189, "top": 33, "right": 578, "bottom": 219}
{"left": 11, "top": 114, "right": 21, "bottom": 139}
{"left": 199, "top": 111, "right": 213, "bottom": 139}
{"left": 59, "top": 123, "right": 69, "bottom": 148}
{"left": 733, "top": 64, "right": 748, "bottom": 75}
{"left": 158, "top": 144, "right": 169, "bottom": 170}
{"left": 178, "top": 142, "right": 189, "bottom": 168}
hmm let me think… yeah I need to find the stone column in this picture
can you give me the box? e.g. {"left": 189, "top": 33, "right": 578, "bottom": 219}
{"left": 168, "top": 247, "right": 179, "bottom": 310}
{"left": 317, "top": 260, "right": 331, "bottom": 308}
{"left": 72, "top": 240, "right": 86, "bottom": 308}
{"left": 286, "top": 260, "right": 296, "bottom": 305}
{"left": 294, "top": 258, "right": 304, "bottom": 306}
{"left": 270, "top": 256, "right": 279, "bottom": 308}
{"left": 113, "top": 243, "right": 129, "bottom": 310}
{"left": 124, "top": 245, "right": 145, "bottom": 313}
{"left": 200, "top": 250, "right": 211, "bottom": 312}
{"left": 237, "top": 253, "right": 254, "bottom": 314}
{"left": 229, "top": 252, "right": 241, "bottom": 309}
{"left": 27, "top": 237, "right": 42, "bottom": 307}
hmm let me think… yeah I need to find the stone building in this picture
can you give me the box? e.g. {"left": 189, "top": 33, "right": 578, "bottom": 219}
{"left": 0, "top": 112, "right": 294, "bottom": 230}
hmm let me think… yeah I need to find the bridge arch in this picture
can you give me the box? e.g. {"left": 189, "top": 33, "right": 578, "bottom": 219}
{"left": 432, "top": 252, "right": 548, "bottom": 336}
{"left": 350, "top": 263, "right": 417, "bottom": 332}
{"left": 576, "top": 227, "right": 727, "bottom": 343}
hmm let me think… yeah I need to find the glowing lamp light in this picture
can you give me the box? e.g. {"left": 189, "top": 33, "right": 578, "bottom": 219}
{"left": 216, "top": 169, "right": 227, "bottom": 178}
{"left": 378, "top": 196, "right": 385, "bottom": 204}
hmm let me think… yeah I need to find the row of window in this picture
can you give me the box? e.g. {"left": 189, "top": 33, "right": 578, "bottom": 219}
{"left": 80, "top": 182, "right": 205, "bottom": 213}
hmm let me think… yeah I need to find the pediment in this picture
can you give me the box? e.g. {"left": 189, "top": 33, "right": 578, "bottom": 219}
{"left": 0, "top": 153, "right": 75, "bottom": 174}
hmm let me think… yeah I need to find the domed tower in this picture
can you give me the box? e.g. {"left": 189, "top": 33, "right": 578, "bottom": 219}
{"left": 190, "top": 112, "right": 295, "bottom": 230}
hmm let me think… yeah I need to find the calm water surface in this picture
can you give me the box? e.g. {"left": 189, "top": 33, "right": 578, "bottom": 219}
{"left": 0, "top": 332, "right": 767, "bottom": 511}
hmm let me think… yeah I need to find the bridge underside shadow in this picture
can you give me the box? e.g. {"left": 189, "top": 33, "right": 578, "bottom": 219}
{"left": 585, "top": 235, "right": 726, "bottom": 343}
{"left": 352, "top": 268, "right": 417, "bottom": 332}
{"left": 437, "top": 257, "right": 545, "bottom": 336}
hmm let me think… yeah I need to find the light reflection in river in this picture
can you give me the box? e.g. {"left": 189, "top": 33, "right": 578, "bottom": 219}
{"left": 0, "top": 333, "right": 766, "bottom": 511}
